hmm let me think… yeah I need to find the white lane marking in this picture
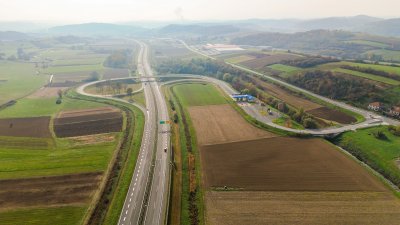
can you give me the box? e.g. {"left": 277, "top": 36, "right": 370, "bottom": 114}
{"left": 123, "top": 217, "right": 126, "bottom": 221}
{"left": 131, "top": 193, "right": 133, "bottom": 197}
{"left": 135, "top": 177, "right": 138, "bottom": 181}
{"left": 129, "top": 198, "right": 132, "bottom": 202}
{"left": 128, "top": 204, "right": 130, "bottom": 208}
{"left": 134, "top": 182, "right": 136, "bottom": 186}
{"left": 125, "top": 210, "right": 128, "bottom": 215}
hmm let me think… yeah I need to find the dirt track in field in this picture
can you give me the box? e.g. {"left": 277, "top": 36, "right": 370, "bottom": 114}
{"left": 201, "top": 137, "right": 385, "bottom": 191}
{"left": 188, "top": 104, "right": 276, "bottom": 145}
{"left": 54, "top": 107, "right": 123, "bottom": 138}
{"left": 0, "top": 117, "right": 51, "bottom": 138}
{"left": 206, "top": 191, "right": 400, "bottom": 225}
{"left": 0, "top": 172, "right": 102, "bottom": 210}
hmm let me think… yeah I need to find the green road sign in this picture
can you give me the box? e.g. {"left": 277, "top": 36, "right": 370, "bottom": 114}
{"left": 160, "top": 121, "right": 165, "bottom": 124}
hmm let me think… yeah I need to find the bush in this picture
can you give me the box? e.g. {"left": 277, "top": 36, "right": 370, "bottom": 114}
{"left": 56, "top": 98, "right": 62, "bottom": 104}
{"left": 388, "top": 125, "right": 400, "bottom": 136}
{"left": 372, "top": 131, "right": 388, "bottom": 140}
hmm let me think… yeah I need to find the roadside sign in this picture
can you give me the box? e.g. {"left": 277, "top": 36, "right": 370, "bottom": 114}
{"left": 160, "top": 120, "right": 171, "bottom": 124}
{"left": 160, "top": 121, "right": 165, "bottom": 124}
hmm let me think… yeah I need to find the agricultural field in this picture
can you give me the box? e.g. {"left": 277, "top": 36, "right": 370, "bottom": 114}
{"left": 0, "top": 89, "right": 123, "bottom": 225}
{"left": 333, "top": 68, "right": 400, "bottom": 85}
{"left": 189, "top": 105, "right": 275, "bottom": 145}
{"left": 344, "top": 40, "right": 390, "bottom": 48}
{"left": 201, "top": 137, "right": 384, "bottom": 191}
{"left": 0, "top": 97, "right": 105, "bottom": 118}
{"left": 0, "top": 61, "right": 48, "bottom": 105}
{"left": 0, "top": 117, "right": 51, "bottom": 138}
{"left": 150, "top": 39, "right": 198, "bottom": 63}
{"left": 268, "top": 63, "right": 300, "bottom": 73}
{"left": 54, "top": 107, "right": 123, "bottom": 137}
{"left": 206, "top": 191, "right": 400, "bottom": 225}
{"left": 171, "top": 81, "right": 400, "bottom": 225}
{"left": 173, "top": 83, "right": 228, "bottom": 107}
{"left": 103, "top": 68, "right": 130, "bottom": 79}
{"left": 364, "top": 49, "right": 400, "bottom": 62}
{"left": 239, "top": 53, "right": 302, "bottom": 69}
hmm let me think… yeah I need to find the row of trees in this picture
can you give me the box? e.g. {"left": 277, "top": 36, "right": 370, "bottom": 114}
{"left": 287, "top": 70, "right": 385, "bottom": 106}
{"left": 103, "top": 49, "right": 133, "bottom": 69}
{"left": 283, "top": 56, "right": 339, "bottom": 68}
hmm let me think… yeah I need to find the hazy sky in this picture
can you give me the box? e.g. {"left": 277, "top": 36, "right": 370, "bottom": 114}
{"left": 0, "top": 0, "right": 399, "bottom": 23}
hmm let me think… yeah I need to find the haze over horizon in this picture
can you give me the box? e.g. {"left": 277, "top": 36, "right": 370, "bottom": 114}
{"left": 0, "top": 0, "right": 399, "bottom": 23}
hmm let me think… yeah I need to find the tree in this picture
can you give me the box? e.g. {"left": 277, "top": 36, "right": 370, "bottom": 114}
{"left": 223, "top": 73, "right": 233, "bottom": 82}
{"left": 85, "top": 71, "right": 100, "bottom": 82}
{"left": 127, "top": 87, "right": 133, "bottom": 96}
{"left": 57, "top": 89, "right": 63, "bottom": 99}
{"left": 116, "top": 82, "right": 122, "bottom": 94}
{"left": 303, "top": 117, "right": 318, "bottom": 129}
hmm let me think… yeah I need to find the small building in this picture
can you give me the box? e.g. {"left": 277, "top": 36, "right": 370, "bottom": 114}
{"left": 277, "top": 102, "right": 286, "bottom": 112}
{"left": 231, "top": 94, "right": 255, "bottom": 102}
{"left": 368, "top": 102, "right": 384, "bottom": 111}
{"left": 389, "top": 106, "right": 400, "bottom": 117}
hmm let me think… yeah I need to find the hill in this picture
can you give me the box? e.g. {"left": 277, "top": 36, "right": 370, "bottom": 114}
{"left": 48, "top": 23, "right": 148, "bottom": 36}
{"left": 0, "top": 31, "right": 29, "bottom": 41}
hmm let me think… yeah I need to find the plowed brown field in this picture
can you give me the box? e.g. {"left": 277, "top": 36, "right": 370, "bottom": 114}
{"left": 188, "top": 104, "right": 275, "bottom": 145}
{"left": 307, "top": 107, "right": 357, "bottom": 124}
{"left": 201, "top": 137, "right": 385, "bottom": 191}
{"left": 0, "top": 117, "right": 51, "bottom": 138}
{"left": 0, "top": 172, "right": 102, "bottom": 210}
{"left": 54, "top": 107, "right": 123, "bottom": 137}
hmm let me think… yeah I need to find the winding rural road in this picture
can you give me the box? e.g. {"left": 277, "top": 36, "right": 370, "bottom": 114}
{"left": 77, "top": 41, "right": 171, "bottom": 225}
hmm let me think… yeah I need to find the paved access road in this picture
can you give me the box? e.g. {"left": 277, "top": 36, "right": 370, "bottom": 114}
{"left": 77, "top": 41, "right": 170, "bottom": 225}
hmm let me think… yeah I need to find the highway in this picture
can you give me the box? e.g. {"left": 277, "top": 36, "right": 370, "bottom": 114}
{"left": 77, "top": 41, "right": 171, "bottom": 225}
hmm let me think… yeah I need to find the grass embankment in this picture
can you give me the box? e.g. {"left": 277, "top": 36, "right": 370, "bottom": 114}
{"left": 66, "top": 90, "right": 144, "bottom": 225}
{"left": 333, "top": 126, "right": 400, "bottom": 191}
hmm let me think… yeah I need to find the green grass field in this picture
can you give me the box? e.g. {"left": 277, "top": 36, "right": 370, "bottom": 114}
{"left": 0, "top": 206, "right": 87, "bottom": 225}
{"left": 0, "top": 61, "right": 48, "bottom": 105}
{"left": 335, "top": 126, "right": 400, "bottom": 188}
{"left": 46, "top": 64, "right": 104, "bottom": 74}
{"left": 273, "top": 116, "right": 304, "bottom": 130}
{"left": 0, "top": 138, "right": 117, "bottom": 179}
{"left": 0, "top": 97, "right": 106, "bottom": 118}
{"left": 333, "top": 68, "right": 400, "bottom": 85}
{"left": 173, "top": 83, "right": 228, "bottom": 107}
{"left": 269, "top": 64, "right": 300, "bottom": 73}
